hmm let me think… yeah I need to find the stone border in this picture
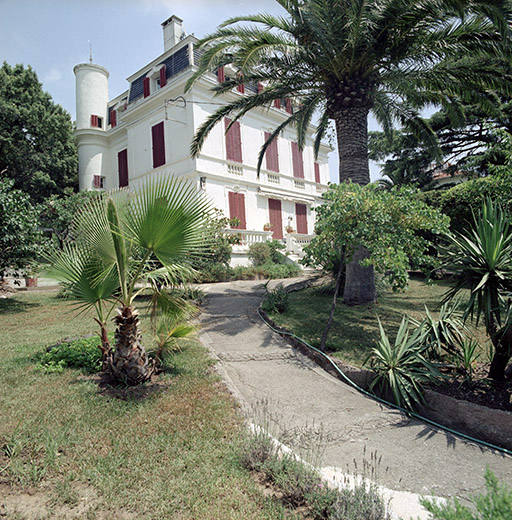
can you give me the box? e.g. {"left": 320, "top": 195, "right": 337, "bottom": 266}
{"left": 260, "top": 283, "right": 512, "bottom": 452}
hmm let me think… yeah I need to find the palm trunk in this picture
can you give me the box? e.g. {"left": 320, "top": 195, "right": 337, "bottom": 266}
{"left": 333, "top": 106, "right": 376, "bottom": 305}
{"left": 488, "top": 323, "right": 512, "bottom": 381}
{"left": 110, "top": 305, "right": 154, "bottom": 385}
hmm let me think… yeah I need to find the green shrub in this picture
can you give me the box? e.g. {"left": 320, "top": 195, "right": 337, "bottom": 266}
{"left": 260, "top": 261, "right": 301, "bottom": 279}
{"left": 196, "top": 262, "right": 233, "bottom": 282}
{"left": 328, "top": 482, "right": 391, "bottom": 520}
{"left": 262, "top": 283, "right": 290, "bottom": 313}
{"left": 248, "top": 242, "right": 272, "bottom": 266}
{"left": 367, "top": 317, "right": 441, "bottom": 411}
{"left": 36, "top": 335, "right": 107, "bottom": 374}
{"left": 421, "top": 468, "right": 512, "bottom": 520}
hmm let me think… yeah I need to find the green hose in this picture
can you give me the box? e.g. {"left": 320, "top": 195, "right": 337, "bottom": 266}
{"left": 257, "top": 307, "right": 512, "bottom": 458}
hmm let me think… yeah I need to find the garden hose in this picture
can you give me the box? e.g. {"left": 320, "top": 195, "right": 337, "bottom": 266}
{"left": 257, "top": 307, "right": 512, "bottom": 458}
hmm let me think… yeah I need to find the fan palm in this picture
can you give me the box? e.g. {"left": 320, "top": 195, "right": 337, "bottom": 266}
{"left": 47, "top": 176, "right": 211, "bottom": 385}
{"left": 441, "top": 199, "right": 512, "bottom": 380}
{"left": 186, "top": 0, "right": 512, "bottom": 305}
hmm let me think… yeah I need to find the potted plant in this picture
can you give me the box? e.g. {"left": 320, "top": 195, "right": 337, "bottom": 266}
{"left": 285, "top": 225, "right": 295, "bottom": 234}
{"left": 24, "top": 263, "right": 39, "bottom": 288}
{"left": 263, "top": 223, "right": 272, "bottom": 231}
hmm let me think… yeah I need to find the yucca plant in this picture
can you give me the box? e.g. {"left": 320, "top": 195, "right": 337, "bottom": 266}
{"left": 47, "top": 176, "right": 211, "bottom": 385}
{"left": 440, "top": 199, "right": 512, "bottom": 380}
{"left": 367, "top": 317, "right": 441, "bottom": 411}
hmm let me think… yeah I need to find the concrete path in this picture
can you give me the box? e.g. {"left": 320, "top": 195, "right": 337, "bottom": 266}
{"left": 198, "top": 278, "right": 512, "bottom": 519}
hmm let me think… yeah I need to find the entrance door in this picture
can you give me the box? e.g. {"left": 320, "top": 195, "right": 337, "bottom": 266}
{"left": 228, "top": 192, "right": 246, "bottom": 229}
{"left": 295, "top": 203, "right": 308, "bottom": 234}
{"left": 268, "top": 198, "right": 283, "bottom": 239}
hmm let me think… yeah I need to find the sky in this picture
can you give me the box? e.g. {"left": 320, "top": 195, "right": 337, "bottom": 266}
{"left": 1, "top": 0, "right": 383, "bottom": 183}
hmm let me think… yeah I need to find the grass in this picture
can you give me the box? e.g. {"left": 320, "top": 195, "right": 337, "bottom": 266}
{"left": 0, "top": 291, "right": 291, "bottom": 519}
{"left": 266, "top": 275, "right": 489, "bottom": 367}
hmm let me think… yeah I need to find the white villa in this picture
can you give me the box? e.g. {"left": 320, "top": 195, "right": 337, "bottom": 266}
{"left": 74, "top": 15, "right": 331, "bottom": 264}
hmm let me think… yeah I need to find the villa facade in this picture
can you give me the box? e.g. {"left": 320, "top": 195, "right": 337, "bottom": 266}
{"left": 74, "top": 16, "right": 331, "bottom": 264}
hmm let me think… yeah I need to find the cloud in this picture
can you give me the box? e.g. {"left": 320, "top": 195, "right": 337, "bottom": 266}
{"left": 43, "top": 67, "right": 63, "bottom": 83}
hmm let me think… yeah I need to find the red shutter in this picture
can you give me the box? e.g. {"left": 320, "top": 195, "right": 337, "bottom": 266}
{"left": 274, "top": 99, "right": 281, "bottom": 109}
{"left": 143, "top": 77, "right": 150, "bottom": 98}
{"left": 264, "top": 132, "right": 279, "bottom": 173}
{"left": 268, "top": 199, "right": 283, "bottom": 239}
{"left": 228, "top": 192, "right": 246, "bottom": 229}
{"left": 225, "top": 118, "right": 242, "bottom": 163}
{"left": 217, "top": 66, "right": 225, "bottom": 83}
{"left": 257, "top": 82, "right": 264, "bottom": 94}
{"left": 160, "top": 65, "right": 167, "bottom": 87}
{"left": 118, "top": 149, "right": 129, "bottom": 187}
{"left": 93, "top": 175, "right": 102, "bottom": 188}
{"left": 237, "top": 83, "right": 245, "bottom": 94}
{"left": 296, "top": 203, "right": 308, "bottom": 235}
{"left": 91, "top": 114, "right": 98, "bottom": 127}
{"left": 285, "top": 98, "right": 292, "bottom": 113}
{"left": 291, "top": 142, "right": 304, "bottom": 179}
{"left": 110, "top": 109, "right": 117, "bottom": 128}
{"left": 314, "top": 162, "right": 321, "bottom": 183}
{"left": 151, "top": 122, "right": 166, "bottom": 168}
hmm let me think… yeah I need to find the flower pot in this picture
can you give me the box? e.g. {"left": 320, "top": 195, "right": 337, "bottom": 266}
{"left": 25, "top": 277, "right": 38, "bottom": 288}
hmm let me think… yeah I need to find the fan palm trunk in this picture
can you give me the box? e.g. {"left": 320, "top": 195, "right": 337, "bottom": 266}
{"left": 110, "top": 306, "right": 154, "bottom": 385}
{"left": 334, "top": 107, "right": 376, "bottom": 305}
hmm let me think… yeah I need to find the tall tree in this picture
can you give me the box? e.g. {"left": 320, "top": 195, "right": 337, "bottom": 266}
{"left": 0, "top": 62, "right": 78, "bottom": 203}
{"left": 186, "top": 0, "right": 512, "bottom": 305}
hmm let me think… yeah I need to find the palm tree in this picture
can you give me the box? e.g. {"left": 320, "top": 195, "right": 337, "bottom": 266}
{"left": 47, "top": 176, "right": 211, "bottom": 385}
{"left": 441, "top": 199, "right": 512, "bottom": 381}
{"left": 186, "top": 0, "right": 512, "bottom": 305}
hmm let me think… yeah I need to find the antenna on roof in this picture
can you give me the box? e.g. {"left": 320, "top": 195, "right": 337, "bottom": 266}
{"left": 88, "top": 41, "right": 93, "bottom": 64}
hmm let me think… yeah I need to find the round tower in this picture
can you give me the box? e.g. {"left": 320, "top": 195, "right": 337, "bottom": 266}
{"left": 73, "top": 63, "right": 110, "bottom": 191}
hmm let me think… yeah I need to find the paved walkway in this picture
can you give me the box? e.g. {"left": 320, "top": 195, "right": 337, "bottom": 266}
{"left": 198, "top": 278, "right": 512, "bottom": 519}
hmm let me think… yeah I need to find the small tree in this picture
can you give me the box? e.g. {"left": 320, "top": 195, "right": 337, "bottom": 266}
{"left": 0, "top": 179, "right": 43, "bottom": 284}
{"left": 302, "top": 182, "right": 449, "bottom": 351}
{"left": 441, "top": 199, "right": 512, "bottom": 380}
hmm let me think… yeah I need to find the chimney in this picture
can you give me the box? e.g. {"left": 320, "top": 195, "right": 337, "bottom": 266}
{"left": 162, "top": 15, "right": 183, "bottom": 52}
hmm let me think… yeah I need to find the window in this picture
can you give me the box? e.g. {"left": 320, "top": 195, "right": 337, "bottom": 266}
{"left": 285, "top": 98, "right": 293, "bottom": 114}
{"left": 295, "top": 203, "right": 308, "bottom": 235}
{"left": 268, "top": 199, "right": 283, "bottom": 239}
{"left": 264, "top": 132, "right": 279, "bottom": 173}
{"left": 314, "top": 162, "right": 321, "bottom": 183}
{"left": 274, "top": 99, "right": 281, "bottom": 109}
{"left": 237, "top": 83, "right": 245, "bottom": 94}
{"left": 143, "top": 77, "right": 150, "bottom": 98}
{"left": 118, "top": 149, "right": 129, "bottom": 187}
{"left": 110, "top": 109, "right": 117, "bottom": 128}
{"left": 91, "top": 115, "right": 102, "bottom": 128}
{"left": 291, "top": 142, "right": 304, "bottom": 179}
{"left": 257, "top": 82, "right": 264, "bottom": 94}
{"left": 151, "top": 122, "right": 166, "bottom": 168}
{"left": 228, "top": 192, "right": 246, "bottom": 229}
{"left": 93, "top": 175, "right": 104, "bottom": 189}
{"left": 225, "top": 118, "right": 242, "bottom": 163}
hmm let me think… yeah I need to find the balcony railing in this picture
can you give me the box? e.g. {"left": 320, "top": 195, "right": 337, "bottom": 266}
{"left": 223, "top": 229, "right": 273, "bottom": 252}
{"left": 266, "top": 172, "right": 280, "bottom": 184}
{"left": 285, "top": 232, "right": 315, "bottom": 258}
{"left": 228, "top": 163, "right": 243, "bottom": 176}
{"left": 294, "top": 179, "right": 305, "bottom": 190}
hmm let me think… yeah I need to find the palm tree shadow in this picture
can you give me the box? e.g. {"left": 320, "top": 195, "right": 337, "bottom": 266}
{"left": 0, "top": 297, "right": 40, "bottom": 315}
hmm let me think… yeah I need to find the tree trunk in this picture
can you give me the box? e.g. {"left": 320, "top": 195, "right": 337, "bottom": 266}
{"left": 488, "top": 323, "right": 512, "bottom": 381}
{"left": 94, "top": 318, "right": 113, "bottom": 371}
{"left": 110, "top": 306, "right": 154, "bottom": 385}
{"left": 333, "top": 106, "right": 376, "bottom": 305}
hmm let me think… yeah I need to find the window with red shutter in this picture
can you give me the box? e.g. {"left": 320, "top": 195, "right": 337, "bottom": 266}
{"left": 118, "top": 149, "right": 129, "bottom": 187}
{"left": 160, "top": 66, "right": 167, "bottom": 87}
{"left": 274, "top": 99, "right": 281, "bottom": 109}
{"left": 217, "top": 66, "right": 225, "bottom": 83}
{"left": 268, "top": 199, "right": 283, "bottom": 239}
{"left": 295, "top": 203, "right": 308, "bottom": 235}
{"left": 151, "top": 122, "right": 166, "bottom": 168}
{"left": 285, "top": 98, "right": 292, "bottom": 114}
{"left": 314, "top": 162, "right": 321, "bottom": 183}
{"left": 237, "top": 83, "right": 245, "bottom": 94}
{"left": 91, "top": 114, "right": 98, "bottom": 127}
{"left": 143, "top": 77, "right": 150, "bottom": 98}
{"left": 228, "top": 192, "right": 246, "bottom": 229}
{"left": 264, "top": 132, "right": 279, "bottom": 172}
{"left": 291, "top": 142, "right": 304, "bottom": 179}
{"left": 110, "top": 109, "right": 117, "bottom": 128}
{"left": 93, "top": 175, "right": 104, "bottom": 189}
{"left": 257, "top": 82, "right": 264, "bottom": 94}
{"left": 224, "top": 118, "right": 242, "bottom": 163}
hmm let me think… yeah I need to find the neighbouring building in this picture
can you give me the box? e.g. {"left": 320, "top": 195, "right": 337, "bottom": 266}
{"left": 74, "top": 15, "right": 332, "bottom": 264}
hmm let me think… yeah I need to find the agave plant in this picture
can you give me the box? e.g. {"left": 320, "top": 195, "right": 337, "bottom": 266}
{"left": 47, "top": 176, "right": 211, "bottom": 385}
{"left": 440, "top": 199, "right": 512, "bottom": 380}
{"left": 367, "top": 317, "right": 441, "bottom": 411}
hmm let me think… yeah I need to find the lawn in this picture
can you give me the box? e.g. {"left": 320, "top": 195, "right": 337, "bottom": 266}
{"left": 0, "top": 290, "right": 289, "bottom": 520}
{"left": 267, "top": 275, "right": 489, "bottom": 367}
